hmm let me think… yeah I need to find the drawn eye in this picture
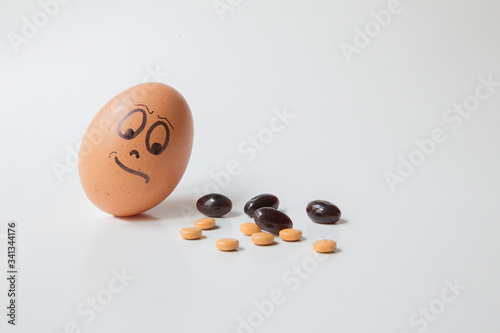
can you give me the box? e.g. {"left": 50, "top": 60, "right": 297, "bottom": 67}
{"left": 146, "top": 121, "right": 170, "bottom": 155}
{"left": 117, "top": 109, "right": 147, "bottom": 140}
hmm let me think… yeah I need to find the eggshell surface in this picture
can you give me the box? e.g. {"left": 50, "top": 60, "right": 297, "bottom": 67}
{"left": 78, "top": 83, "right": 194, "bottom": 216}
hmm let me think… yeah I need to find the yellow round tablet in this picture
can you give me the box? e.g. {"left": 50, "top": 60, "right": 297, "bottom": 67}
{"left": 279, "top": 228, "right": 302, "bottom": 242}
{"left": 180, "top": 227, "right": 202, "bottom": 240}
{"left": 194, "top": 217, "right": 216, "bottom": 230}
{"left": 251, "top": 232, "right": 274, "bottom": 246}
{"left": 216, "top": 238, "right": 239, "bottom": 251}
{"left": 313, "top": 239, "right": 337, "bottom": 253}
{"left": 240, "top": 222, "right": 261, "bottom": 235}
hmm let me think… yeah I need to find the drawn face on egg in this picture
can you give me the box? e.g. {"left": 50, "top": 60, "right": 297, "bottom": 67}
{"left": 108, "top": 103, "right": 174, "bottom": 184}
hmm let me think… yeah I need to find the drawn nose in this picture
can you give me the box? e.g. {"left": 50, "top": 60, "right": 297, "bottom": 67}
{"left": 129, "top": 150, "right": 140, "bottom": 159}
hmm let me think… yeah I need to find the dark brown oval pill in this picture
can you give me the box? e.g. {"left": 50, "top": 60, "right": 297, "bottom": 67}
{"left": 306, "top": 200, "right": 341, "bottom": 224}
{"left": 253, "top": 207, "right": 293, "bottom": 235}
{"left": 196, "top": 193, "right": 232, "bottom": 217}
{"left": 244, "top": 194, "right": 280, "bottom": 217}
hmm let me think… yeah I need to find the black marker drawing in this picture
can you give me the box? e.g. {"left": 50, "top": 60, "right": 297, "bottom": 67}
{"left": 108, "top": 151, "right": 150, "bottom": 183}
{"left": 146, "top": 121, "right": 170, "bottom": 155}
{"left": 158, "top": 114, "right": 174, "bottom": 130}
{"left": 129, "top": 150, "right": 140, "bottom": 158}
{"left": 117, "top": 108, "right": 147, "bottom": 139}
{"left": 135, "top": 103, "right": 153, "bottom": 114}
{"left": 110, "top": 104, "right": 175, "bottom": 183}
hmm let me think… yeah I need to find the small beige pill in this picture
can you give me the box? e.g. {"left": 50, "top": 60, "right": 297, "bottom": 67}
{"left": 194, "top": 217, "right": 216, "bottom": 230}
{"left": 279, "top": 228, "right": 302, "bottom": 242}
{"left": 216, "top": 238, "right": 239, "bottom": 251}
{"left": 251, "top": 232, "right": 274, "bottom": 246}
{"left": 313, "top": 239, "right": 337, "bottom": 253}
{"left": 240, "top": 222, "right": 261, "bottom": 235}
{"left": 180, "top": 227, "right": 202, "bottom": 240}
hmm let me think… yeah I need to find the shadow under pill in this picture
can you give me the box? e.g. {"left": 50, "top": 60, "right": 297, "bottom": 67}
{"left": 183, "top": 236, "right": 206, "bottom": 241}
{"left": 256, "top": 241, "right": 278, "bottom": 247}
{"left": 222, "top": 211, "right": 241, "bottom": 218}
{"left": 220, "top": 247, "right": 243, "bottom": 252}
{"left": 206, "top": 225, "right": 220, "bottom": 230}
{"left": 319, "top": 248, "right": 341, "bottom": 254}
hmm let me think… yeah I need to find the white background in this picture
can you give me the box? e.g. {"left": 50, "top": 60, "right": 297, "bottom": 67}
{"left": 1, "top": 0, "right": 500, "bottom": 332}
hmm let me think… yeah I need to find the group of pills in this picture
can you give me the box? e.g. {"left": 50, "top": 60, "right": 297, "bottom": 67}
{"left": 180, "top": 219, "right": 337, "bottom": 253}
{"left": 179, "top": 193, "right": 341, "bottom": 254}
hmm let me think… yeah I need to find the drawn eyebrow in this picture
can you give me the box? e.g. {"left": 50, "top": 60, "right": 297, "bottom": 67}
{"left": 158, "top": 115, "right": 174, "bottom": 130}
{"left": 134, "top": 104, "right": 153, "bottom": 114}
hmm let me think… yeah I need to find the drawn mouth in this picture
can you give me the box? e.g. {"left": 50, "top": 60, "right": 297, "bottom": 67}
{"left": 109, "top": 152, "right": 150, "bottom": 183}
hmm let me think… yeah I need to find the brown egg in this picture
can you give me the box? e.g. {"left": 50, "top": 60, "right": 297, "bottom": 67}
{"left": 78, "top": 83, "right": 194, "bottom": 216}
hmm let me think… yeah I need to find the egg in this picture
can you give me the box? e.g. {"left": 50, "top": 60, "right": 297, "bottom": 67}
{"left": 78, "top": 82, "right": 194, "bottom": 216}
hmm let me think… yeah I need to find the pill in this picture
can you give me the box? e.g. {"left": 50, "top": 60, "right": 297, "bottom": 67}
{"left": 306, "top": 200, "right": 341, "bottom": 224}
{"left": 251, "top": 232, "right": 275, "bottom": 246}
{"left": 216, "top": 238, "right": 239, "bottom": 251}
{"left": 244, "top": 194, "right": 280, "bottom": 217}
{"left": 240, "top": 222, "right": 261, "bottom": 235}
{"left": 196, "top": 193, "right": 232, "bottom": 217}
{"left": 253, "top": 207, "right": 293, "bottom": 234}
{"left": 180, "top": 227, "right": 202, "bottom": 240}
{"left": 279, "top": 228, "right": 302, "bottom": 242}
{"left": 194, "top": 217, "right": 216, "bottom": 230}
{"left": 313, "top": 239, "right": 337, "bottom": 253}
